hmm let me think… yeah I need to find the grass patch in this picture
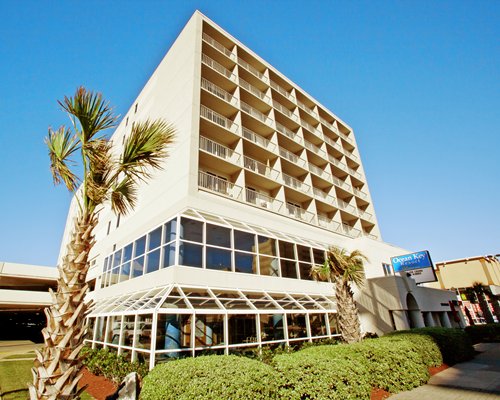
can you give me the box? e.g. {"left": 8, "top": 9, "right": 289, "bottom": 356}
{"left": 0, "top": 359, "right": 94, "bottom": 399}
{"left": 3, "top": 353, "right": 35, "bottom": 360}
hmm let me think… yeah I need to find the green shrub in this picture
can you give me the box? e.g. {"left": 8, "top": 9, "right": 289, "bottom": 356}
{"left": 140, "top": 355, "right": 280, "bottom": 400}
{"left": 273, "top": 346, "right": 371, "bottom": 400}
{"left": 379, "top": 333, "right": 442, "bottom": 367}
{"left": 80, "top": 347, "right": 149, "bottom": 383}
{"left": 465, "top": 323, "right": 500, "bottom": 344}
{"left": 388, "top": 327, "right": 474, "bottom": 365}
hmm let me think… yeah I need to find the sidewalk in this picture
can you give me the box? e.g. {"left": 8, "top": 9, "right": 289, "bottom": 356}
{"left": 390, "top": 343, "right": 500, "bottom": 399}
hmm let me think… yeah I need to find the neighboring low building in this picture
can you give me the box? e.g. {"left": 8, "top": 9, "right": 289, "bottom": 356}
{"left": 427, "top": 255, "right": 500, "bottom": 324}
{"left": 0, "top": 262, "right": 57, "bottom": 341}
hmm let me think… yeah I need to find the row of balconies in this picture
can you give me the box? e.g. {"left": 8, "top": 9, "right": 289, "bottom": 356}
{"left": 198, "top": 171, "right": 376, "bottom": 239}
{"left": 201, "top": 33, "right": 355, "bottom": 146}
{"left": 199, "top": 136, "right": 373, "bottom": 221}
{"left": 199, "top": 107, "right": 367, "bottom": 196}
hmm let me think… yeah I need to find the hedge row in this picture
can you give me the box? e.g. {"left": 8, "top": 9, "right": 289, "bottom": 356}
{"left": 141, "top": 327, "right": 473, "bottom": 399}
{"left": 465, "top": 323, "right": 500, "bottom": 344}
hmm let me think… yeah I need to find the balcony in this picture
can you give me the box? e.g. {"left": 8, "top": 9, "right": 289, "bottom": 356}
{"left": 317, "top": 215, "right": 341, "bottom": 233}
{"left": 328, "top": 154, "right": 347, "bottom": 172}
{"left": 201, "top": 54, "right": 237, "bottom": 82}
{"left": 353, "top": 188, "right": 368, "bottom": 199}
{"left": 238, "top": 57, "right": 268, "bottom": 82}
{"left": 301, "top": 119, "right": 322, "bottom": 139}
{"left": 338, "top": 130, "right": 354, "bottom": 145}
{"left": 239, "top": 78, "right": 270, "bottom": 104}
{"left": 273, "top": 100, "right": 299, "bottom": 123}
{"left": 331, "top": 176, "right": 351, "bottom": 192}
{"left": 279, "top": 147, "right": 307, "bottom": 169}
{"left": 363, "top": 232, "right": 378, "bottom": 240}
{"left": 199, "top": 171, "right": 242, "bottom": 199}
{"left": 199, "top": 136, "right": 241, "bottom": 165}
{"left": 308, "top": 164, "right": 332, "bottom": 181}
{"left": 270, "top": 80, "right": 294, "bottom": 101}
{"left": 297, "top": 100, "right": 317, "bottom": 118}
{"left": 285, "top": 203, "right": 315, "bottom": 223}
{"left": 337, "top": 199, "right": 356, "bottom": 214}
{"left": 343, "top": 149, "right": 359, "bottom": 162}
{"left": 240, "top": 101, "right": 273, "bottom": 126}
{"left": 276, "top": 122, "right": 302, "bottom": 144}
{"left": 342, "top": 224, "right": 361, "bottom": 238}
{"left": 304, "top": 140, "right": 326, "bottom": 159}
{"left": 322, "top": 135, "right": 342, "bottom": 152}
{"left": 243, "top": 156, "right": 279, "bottom": 181}
{"left": 320, "top": 117, "right": 337, "bottom": 133}
{"left": 282, "top": 173, "right": 310, "bottom": 194}
{"left": 242, "top": 127, "right": 276, "bottom": 152}
{"left": 312, "top": 187, "right": 335, "bottom": 205}
{"left": 200, "top": 105, "right": 239, "bottom": 134}
{"left": 357, "top": 209, "right": 373, "bottom": 221}
{"left": 347, "top": 166, "right": 362, "bottom": 179}
{"left": 245, "top": 189, "right": 283, "bottom": 213}
{"left": 201, "top": 78, "right": 238, "bottom": 107}
{"left": 202, "top": 33, "right": 236, "bottom": 61}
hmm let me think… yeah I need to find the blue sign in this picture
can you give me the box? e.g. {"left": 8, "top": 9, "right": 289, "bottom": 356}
{"left": 391, "top": 251, "right": 433, "bottom": 272}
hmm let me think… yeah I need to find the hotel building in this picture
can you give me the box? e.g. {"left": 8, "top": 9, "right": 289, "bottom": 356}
{"left": 58, "top": 11, "right": 461, "bottom": 369}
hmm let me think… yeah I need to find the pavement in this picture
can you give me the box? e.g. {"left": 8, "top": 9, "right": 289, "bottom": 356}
{"left": 390, "top": 343, "right": 500, "bottom": 399}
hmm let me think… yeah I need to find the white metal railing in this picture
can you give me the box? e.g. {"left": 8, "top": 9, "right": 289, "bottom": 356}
{"left": 202, "top": 33, "right": 236, "bottom": 60}
{"left": 240, "top": 101, "right": 272, "bottom": 125}
{"left": 273, "top": 100, "right": 298, "bottom": 121}
{"left": 342, "top": 224, "right": 361, "bottom": 238}
{"left": 313, "top": 188, "right": 335, "bottom": 205}
{"left": 279, "top": 147, "right": 306, "bottom": 168}
{"left": 200, "top": 105, "right": 238, "bottom": 133}
{"left": 308, "top": 164, "right": 332, "bottom": 181}
{"left": 328, "top": 155, "right": 347, "bottom": 171}
{"left": 317, "top": 215, "right": 341, "bottom": 232}
{"left": 201, "top": 54, "right": 236, "bottom": 81}
{"left": 245, "top": 189, "right": 283, "bottom": 213}
{"left": 297, "top": 100, "right": 317, "bottom": 117}
{"left": 304, "top": 140, "right": 326, "bottom": 159}
{"left": 301, "top": 119, "right": 319, "bottom": 135}
{"left": 239, "top": 78, "right": 269, "bottom": 102}
{"left": 363, "top": 232, "right": 378, "bottom": 240}
{"left": 357, "top": 209, "right": 373, "bottom": 221}
{"left": 353, "top": 188, "right": 368, "bottom": 199}
{"left": 344, "top": 149, "right": 358, "bottom": 161}
{"left": 238, "top": 57, "right": 266, "bottom": 81}
{"left": 322, "top": 135, "right": 342, "bottom": 151}
{"left": 331, "top": 176, "right": 351, "bottom": 192}
{"left": 337, "top": 199, "right": 356, "bottom": 214}
{"left": 282, "top": 173, "right": 310, "bottom": 193}
{"left": 347, "top": 166, "right": 362, "bottom": 179}
{"left": 270, "top": 80, "right": 293, "bottom": 100}
{"left": 198, "top": 171, "right": 242, "bottom": 199}
{"left": 338, "top": 130, "right": 354, "bottom": 144}
{"left": 243, "top": 156, "right": 279, "bottom": 180}
{"left": 276, "top": 122, "right": 301, "bottom": 143}
{"left": 199, "top": 136, "right": 241, "bottom": 164}
{"left": 285, "top": 203, "right": 315, "bottom": 223}
{"left": 201, "top": 78, "right": 237, "bottom": 106}
{"left": 320, "top": 117, "right": 336, "bottom": 131}
{"left": 242, "top": 127, "right": 276, "bottom": 152}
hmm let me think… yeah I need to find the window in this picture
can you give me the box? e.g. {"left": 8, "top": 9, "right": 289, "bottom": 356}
{"left": 134, "top": 103, "right": 138, "bottom": 113}
{"left": 382, "top": 263, "right": 393, "bottom": 276}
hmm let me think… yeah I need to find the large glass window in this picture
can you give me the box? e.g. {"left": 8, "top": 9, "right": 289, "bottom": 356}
{"left": 287, "top": 314, "right": 307, "bottom": 339}
{"left": 194, "top": 314, "right": 224, "bottom": 347}
{"left": 309, "top": 314, "right": 328, "bottom": 336}
{"left": 134, "top": 236, "right": 146, "bottom": 258}
{"left": 95, "top": 316, "right": 106, "bottom": 342}
{"left": 312, "top": 248, "right": 325, "bottom": 265}
{"left": 234, "top": 230, "right": 255, "bottom": 252}
{"left": 260, "top": 314, "right": 284, "bottom": 342}
{"left": 131, "top": 256, "right": 144, "bottom": 278}
{"left": 146, "top": 249, "right": 161, "bottom": 273}
{"left": 279, "top": 241, "right": 296, "bottom": 259}
{"left": 164, "top": 219, "right": 177, "bottom": 243}
{"left": 280, "top": 259, "right": 297, "bottom": 279}
{"left": 119, "top": 262, "right": 130, "bottom": 282}
{"left": 328, "top": 313, "right": 339, "bottom": 335}
{"left": 235, "top": 252, "right": 257, "bottom": 274}
{"left": 123, "top": 244, "right": 133, "bottom": 263}
{"left": 297, "top": 245, "right": 312, "bottom": 262}
{"left": 156, "top": 314, "right": 192, "bottom": 351}
{"left": 162, "top": 242, "right": 176, "bottom": 268}
{"left": 180, "top": 218, "right": 203, "bottom": 243}
{"left": 112, "top": 250, "right": 122, "bottom": 268}
{"left": 121, "top": 315, "right": 135, "bottom": 347}
{"left": 258, "top": 236, "right": 277, "bottom": 256}
{"left": 136, "top": 315, "right": 153, "bottom": 348}
{"left": 299, "top": 262, "right": 313, "bottom": 280}
{"left": 228, "top": 314, "right": 257, "bottom": 345}
{"left": 148, "top": 227, "right": 162, "bottom": 251}
{"left": 259, "top": 256, "right": 279, "bottom": 277}
{"left": 179, "top": 242, "right": 203, "bottom": 267}
{"left": 206, "top": 224, "right": 231, "bottom": 248}
{"left": 206, "top": 247, "right": 232, "bottom": 271}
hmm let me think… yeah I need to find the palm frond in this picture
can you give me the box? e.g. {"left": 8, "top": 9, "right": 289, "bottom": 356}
{"left": 310, "top": 262, "right": 331, "bottom": 282}
{"left": 110, "top": 176, "right": 137, "bottom": 215}
{"left": 46, "top": 126, "right": 80, "bottom": 191}
{"left": 59, "top": 87, "right": 117, "bottom": 143}
{"left": 325, "top": 246, "right": 367, "bottom": 288}
{"left": 120, "top": 119, "right": 175, "bottom": 180}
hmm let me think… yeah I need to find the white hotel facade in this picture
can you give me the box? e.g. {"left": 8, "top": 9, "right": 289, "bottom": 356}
{"left": 59, "top": 12, "right": 462, "bottom": 368}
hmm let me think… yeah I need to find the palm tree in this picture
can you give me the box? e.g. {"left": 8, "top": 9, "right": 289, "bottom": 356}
{"left": 312, "top": 247, "right": 367, "bottom": 344}
{"left": 30, "top": 87, "right": 175, "bottom": 400}
{"left": 472, "top": 282, "right": 495, "bottom": 324}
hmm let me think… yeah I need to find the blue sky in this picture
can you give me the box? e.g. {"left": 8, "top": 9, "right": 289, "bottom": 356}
{"left": 0, "top": 0, "right": 498, "bottom": 266}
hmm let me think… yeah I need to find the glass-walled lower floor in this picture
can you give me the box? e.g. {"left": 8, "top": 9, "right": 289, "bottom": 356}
{"left": 86, "top": 284, "right": 338, "bottom": 369}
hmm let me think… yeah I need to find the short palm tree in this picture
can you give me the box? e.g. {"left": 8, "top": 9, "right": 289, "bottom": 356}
{"left": 312, "top": 247, "right": 367, "bottom": 344}
{"left": 30, "top": 87, "right": 175, "bottom": 400}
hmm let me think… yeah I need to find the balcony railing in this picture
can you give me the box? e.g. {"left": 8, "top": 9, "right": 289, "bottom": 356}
{"left": 312, "top": 188, "right": 335, "bottom": 205}
{"left": 242, "top": 127, "right": 276, "bottom": 152}
{"left": 363, "top": 232, "right": 378, "bottom": 240}
{"left": 276, "top": 122, "right": 301, "bottom": 144}
{"left": 338, "top": 130, "right": 354, "bottom": 144}
{"left": 357, "top": 209, "right": 373, "bottom": 221}
{"left": 320, "top": 117, "right": 337, "bottom": 132}
{"left": 328, "top": 154, "right": 347, "bottom": 172}
{"left": 347, "top": 166, "right": 362, "bottom": 179}
{"left": 282, "top": 173, "right": 310, "bottom": 194}
{"left": 270, "top": 80, "right": 294, "bottom": 101}
{"left": 199, "top": 136, "right": 241, "bottom": 164}
{"left": 201, "top": 78, "right": 237, "bottom": 106}
{"left": 337, "top": 199, "right": 356, "bottom": 214}
{"left": 301, "top": 119, "right": 321, "bottom": 138}
{"left": 285, "top": 203, "right": 315, "bottom": 223}
{"left": 344, "top": 149, "right": 359, "bottom": 161}
{"left": 331, "top": 176, "right": 352, "bottom": 192}
{"left": 273, "top": 100, "right": 298, "bottom": 122}
{"left": 243, "top": 156, "right": 279, "bottom": 180}
{"left": 239, "top": 78, "right": 270, "bottom": 103}
{"left": 199, "top": 171, "right": 242, "bottom": 199}
{"left": 245, "top": 189, "right": 283, "bottom": 213}
{"left": 297, "top": 100, "right": 317, "bottom": 117}
{"left": 279, "top": 147, "right": 306, "bottom": 169}
{"left": 353, "top": 188, "right": 368, "bottom": 199}
{"left": 304, "top": 140, "right": 326, "bottom": 159}
{"left": 201, "top": 54, "right": 236, "bottom": 82}
{"left": 240, "top": 101, "right": 273, "bottom": 126}
{"left": 200, "top": 105, "right": 238, "bottom": 133}
{"left": 309, "top": 164, "right": 332, "bottom": 181}
{"left": 342, "top": 224, "right": 361, "bottom": 238}
{"left": 317, "top": 215, "right": 341, "bottom": 233}
{"left": 202, "top": 33, "right": 236, "bottom": 61}
{"left": 238, "top": 57, "right": 267, "bottom": 82}
{"left": 322, "top": 134, "right": 342, "bottom": 151}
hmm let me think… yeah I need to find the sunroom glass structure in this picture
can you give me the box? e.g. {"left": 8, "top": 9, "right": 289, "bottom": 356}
{"left": 87, "top": 284, "right": 338, "bottom": 369}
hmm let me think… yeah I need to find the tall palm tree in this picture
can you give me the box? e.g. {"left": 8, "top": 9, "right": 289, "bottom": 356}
{"left": 472, "top": 282, "right": 495, "bottom": 324}
{"left": 30, "top": 87, "right": 175, "bottom": 400}
{"left": 312, "top": 247, "right": 367, "bottom": 344}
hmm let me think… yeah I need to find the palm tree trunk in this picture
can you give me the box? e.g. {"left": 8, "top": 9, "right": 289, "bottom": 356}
{"left": 475, "top": 288, "right": 495, "bottom": 324}
{"left": 334, "top": 276, "right": 362, "bottom": 344}
{"left": 30, "top": 213, "right": 97, "bottom": 400}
